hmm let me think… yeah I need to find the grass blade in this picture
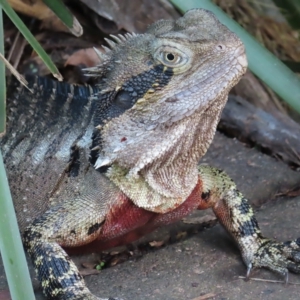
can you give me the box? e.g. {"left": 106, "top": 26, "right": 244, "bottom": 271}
{"left": 0, "top": 0, "right": 63, "bottom": 80}
{"left": 0, "top": 152, "right": 36, "bottom": 300}
{"left": 0, "top": 7, "right": 35, "bottom": 300}
{"left": 0, "top": 5, "right": 5, "bottom": 136}
{"left": 42, "top": 0, "right": 82, "bottom": 36}
{"left": 169, "top": 0, "right": 300, "bottom": 114}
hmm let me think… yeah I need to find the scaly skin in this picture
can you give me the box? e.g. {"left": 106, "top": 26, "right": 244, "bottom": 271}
{"left": 1, "top": 8, "right": 300, "bottom": 300}
{"left": 198, "top": 165, "right": 300, "bottom": 278}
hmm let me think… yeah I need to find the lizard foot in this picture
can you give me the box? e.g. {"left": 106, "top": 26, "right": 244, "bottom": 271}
{"left": 249, "top": 238, "right": 300, "bottom": 281}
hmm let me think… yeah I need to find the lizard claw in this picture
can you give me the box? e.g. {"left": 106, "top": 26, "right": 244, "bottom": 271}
{"left": 246, "top": 262, "right": 252, "bottom": 280}
{"left": 251, "top": 238, "right": 300, "bottom": 280}
{"left": 284, "top": 272, "right": 289, "bottom": 286}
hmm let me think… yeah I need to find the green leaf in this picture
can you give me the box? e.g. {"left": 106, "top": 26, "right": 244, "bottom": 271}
{"left": 42, "top": 0, "right": 83, "bottom": 37}
{"left": 96, "top": 261, "right": 105, "bottom": 270}
{"left": 0, "top": 8, "right": 35, "bottom": 300}
{"left": 169, "top": 0, "right": 300, "bottom": 114}
{"left": 0, "top": 0, "right": 63, "bottom": 80}
{"left": 0, "top": 4, "right": 5, "bottom": 136}
{"left": 0, "top": 153, "right": 36, "bottom": 300}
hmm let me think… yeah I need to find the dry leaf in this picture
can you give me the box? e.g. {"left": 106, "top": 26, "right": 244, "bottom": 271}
{"left": 176, "top": 231, "right": 187, "bottom": 240}
{"left": 8, "top": 0, "right": 82, "bottom": 35}
{"left": 80, "top": 0, "right": 179, "bottom": 33}
{"left": 79, "top": 268, "right": 100, "bottom": 277}
{"left": 65, "top": 48, "right": 102, "bottom": 67}
{"left": 81, "top": 261, "right": 97, "bottom": 269}
{"left": 191, "top": 292, "right": 216, "bottom": 300}
{"left": 149, "top": 240, "right": 164, "bottom": 247}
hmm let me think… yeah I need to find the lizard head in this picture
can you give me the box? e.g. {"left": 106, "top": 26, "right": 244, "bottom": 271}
{"left": 87, "top": 9, "right": 247, "bottom": 207}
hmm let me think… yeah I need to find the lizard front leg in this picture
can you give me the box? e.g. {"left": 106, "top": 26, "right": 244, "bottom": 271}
{"left": 23, "top": 198, "right": 106, "bottom": 300}
{"left": 198, "top": 165, "right": 300, "bottom": 279}
{"left": 21, "top": 165, "right": 127, "bottom": 300}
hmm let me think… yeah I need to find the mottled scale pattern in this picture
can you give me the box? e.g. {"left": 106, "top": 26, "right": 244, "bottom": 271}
{"left": 1, "top": 75, "right": 100, "bottom": 230}
{"left": 90, "top": 64, "right": 173, "bottom": 167}
{"left": 198, "top": 165, "right": 300, "bottom": 277}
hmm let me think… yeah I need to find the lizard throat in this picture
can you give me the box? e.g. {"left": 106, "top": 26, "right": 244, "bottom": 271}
{"left": 106, "top": 163, "right": 198, "bottom": 214}
{"left": 106, "top": 97, "right": 226, "bottom": 214}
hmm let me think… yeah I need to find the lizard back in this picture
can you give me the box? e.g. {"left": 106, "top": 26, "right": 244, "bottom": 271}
{"left": 1, "top": 76, "right": 99, "bottom": 230}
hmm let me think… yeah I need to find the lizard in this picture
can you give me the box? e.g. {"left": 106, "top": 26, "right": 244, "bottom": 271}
{"left": 1, "top": 8, "right": 300, "bottom": 300}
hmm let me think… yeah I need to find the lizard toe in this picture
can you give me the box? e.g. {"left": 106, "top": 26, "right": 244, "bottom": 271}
{"left": 252, "top": 239, "right": 300, "bottom": 278}
{"left": 283, "top": 238, "right": 300, "bottom": 262}
{"left": 252, "top": 240, "right": 290, "bottom": 276}
{"left": 287, "top": 261, "right": 300, "bottom": 274}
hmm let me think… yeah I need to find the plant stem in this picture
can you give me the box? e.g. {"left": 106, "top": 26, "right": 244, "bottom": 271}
{"left": 0, "top": 150, "right": 36, "bottom": 300}
{"left": 0, "top": 6, "right": 5, "bottom": 136}
{"left": 0, "top": 0, "right": 62, "bottom": 80}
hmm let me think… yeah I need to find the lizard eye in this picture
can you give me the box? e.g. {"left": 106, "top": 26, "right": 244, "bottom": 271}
{"left": 166, "top": 53, "right": 175, "bottom": 61}
{"left": 154, "top": 48, "right": 189, "bottom": 69}
{"left": 153, "top": 44, "right": 192, "bottom": 72}
{"left": 163, "top": 52, "right": 181, "bottom": 64}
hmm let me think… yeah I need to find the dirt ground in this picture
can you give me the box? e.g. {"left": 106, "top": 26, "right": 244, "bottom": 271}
{"left": 1, "top": 132, "right": 300, "bottom": 300}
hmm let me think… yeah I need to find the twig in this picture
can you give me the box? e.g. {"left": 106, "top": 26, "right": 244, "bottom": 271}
{"left": 0, "top": 53, "right": 32, "bottom": 92}
{"left": 238, "top": 276, "right": 300, "bottom": 285}
{"left": 191, "top": 293, "right": 216, "bottom": 300}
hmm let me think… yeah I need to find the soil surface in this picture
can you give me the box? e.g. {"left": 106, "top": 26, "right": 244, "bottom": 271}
{"left": 0, "top": 132, "right": 300, "bottom": 300}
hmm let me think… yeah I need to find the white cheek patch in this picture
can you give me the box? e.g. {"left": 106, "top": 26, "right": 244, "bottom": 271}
{"left": 237, "top": 54, "right": 248, "bottom": 68}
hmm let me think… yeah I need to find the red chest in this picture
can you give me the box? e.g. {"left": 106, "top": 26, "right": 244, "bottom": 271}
{"left": 66, "top": 180, "right": 203, "bottom": 254}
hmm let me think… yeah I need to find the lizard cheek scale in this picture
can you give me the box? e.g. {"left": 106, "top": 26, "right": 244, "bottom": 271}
{"left": 1, "top": 8, "right": 300, "bottom": 300}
